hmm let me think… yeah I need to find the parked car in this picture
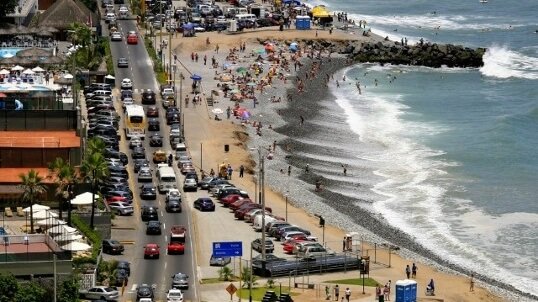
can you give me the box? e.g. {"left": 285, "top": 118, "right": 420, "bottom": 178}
{"left": 143, "top": 244, "right": 160, "bottom": 259}
{"left": 108, "top": 201, "right": 134, "bottom": 215}
{"left": 102, "top": 239, "right": 124, "bottom": 255}
{"left": 116, "top": 260, "right": 131, "bottom": 276}
{"left": 79, "top": 286, "right": 119, "bottom": 301}
{"left": 209, "top": 254, "right": 231, "bottom": 266}
{"left": 251, "top": 238, "right": 274, "bottom": 254}
{"left": 193, "top": 197, "right": 215, "bottom": 211}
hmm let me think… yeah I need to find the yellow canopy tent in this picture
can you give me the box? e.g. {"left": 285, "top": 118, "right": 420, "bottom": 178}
{"left": 311, "top": 5, "right": 331, "bottom": 18}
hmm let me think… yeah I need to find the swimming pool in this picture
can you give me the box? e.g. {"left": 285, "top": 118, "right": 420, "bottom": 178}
{"left": 0, "top": 48, "right": 23, "bottom": 59}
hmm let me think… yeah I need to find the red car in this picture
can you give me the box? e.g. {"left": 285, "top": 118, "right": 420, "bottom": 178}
{"left": 126, "top": 31, "right": 138, "bottom": 44}
{"left": 283, "top": 239, "right": 305, "bottom": 254}
{"left": 106, "top": 195, "right": 130, "bottom": 204}
{"left": 220, "top": 194, "right": 243, "bottom": 206}
{"left": 229, "top": 199, "right": 252, "bottom": 211}
{"left": 144, "top": 243, "right": 160, "bottom": 259}
{"left": 167, "top": 241, "right": 185, "bottom": 255}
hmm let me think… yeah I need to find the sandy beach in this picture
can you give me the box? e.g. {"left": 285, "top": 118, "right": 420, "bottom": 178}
{"left": 161, "top": 25, "right": 509, "bottom": 301}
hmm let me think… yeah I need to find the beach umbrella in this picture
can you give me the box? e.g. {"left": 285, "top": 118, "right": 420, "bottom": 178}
{"left": 236, "top": 67, "right": 247, "bottom": 73}
{"left": 71, "top": 192, "right": 96, "bottom": 206}
{"left": 54, "top": 233, "right": 83, "bottom": 241}
{"left": 32, "top": 210, "right": 58, "bottom": 219}
{"left": 48, "top": 225, "right": 78, "bottom": 234}
{"left": 63, "top": 73, "right": 73, "bottom": 79}
{"left": 241, "top": 111, "right": 251, "bottom": 120}
{"left": 22, "top": 69, "right": 35, "bottom": 75}
{"left": 190, "top": 74, "right": 202, "bottom": 81}
{"left": 254, "top": 49, "right": 266, "bottom": 54}
{"left": 105, "top": 74, "right": 115, "bottom": 80}
{"left": 11, "top": 65, "right": 24, "bottom": 71}
{"left": 0, "top": 69, "right": 10, "bottom": 75}
{"left": 212, "top": 108, "right": 224, "bottom": 115}
{"left": 23, "top": 204, "right": 50, "bottom": 212}
{"left": 32, "top": 66, "right": 45, "bottom": 72}
{"left": 61, "top": 241, "right": 91, "bottom": 251}
{"left": 35, "top": 217, "right": 65, "bottom": 226}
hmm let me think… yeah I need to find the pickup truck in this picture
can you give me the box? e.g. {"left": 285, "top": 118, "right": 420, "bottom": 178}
{"left": 170, "top": 225, "right": 187, "bottom": 243}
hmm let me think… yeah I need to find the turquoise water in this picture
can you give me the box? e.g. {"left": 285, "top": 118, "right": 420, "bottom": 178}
{"left": 0, "top": 48, "right": 23, "bottom": 59}
{"left": 305, "top": 0, "right": 538, "bottom": 296}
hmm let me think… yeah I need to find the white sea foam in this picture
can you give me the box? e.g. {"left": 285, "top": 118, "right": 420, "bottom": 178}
{"left": 480, "top": 45, "right": 538, "bottom": 79}
{"left": 328, "top": 68, "right": 538, "bottom": 297}
{"left": 350, "top": 13, "right": 520, "bottom": 31}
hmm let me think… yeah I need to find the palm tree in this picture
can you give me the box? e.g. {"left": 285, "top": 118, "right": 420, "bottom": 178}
{"left": 86, "top": 137, "right": 106, "bottom": 157}
{"left": 80, "top": 152, "right": 109, "bottom": 229}
{"left": 19, "top": 170, "right": 47, "bottom": 234}
{"left": 48, "top": 157, "right": 78, "bottom": 222}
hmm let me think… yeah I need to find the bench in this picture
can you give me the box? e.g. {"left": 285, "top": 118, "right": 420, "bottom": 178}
{"left": 294, "top": 282, "right": 315, "bottom": 289}
{"left": 4, "top": 207, "right": 13, "bottom": 217}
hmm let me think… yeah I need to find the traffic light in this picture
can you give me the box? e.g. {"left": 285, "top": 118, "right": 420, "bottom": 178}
{"left": 319, "top": 216, "right": 325, "bottom": 227}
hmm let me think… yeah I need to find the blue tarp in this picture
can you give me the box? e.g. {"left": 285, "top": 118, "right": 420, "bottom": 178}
{"left": 283, "top": 0, "right": 301, "bottom": 5}
{"left": 190, "top": 74, "right": 202, "bottom": 81}
{"left": 183, "top": 23, "right": 195, "bottom": 30}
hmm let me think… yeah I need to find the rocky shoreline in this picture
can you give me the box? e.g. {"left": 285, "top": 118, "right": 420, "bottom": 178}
{"left": 256, "top": 37, "right": 486, "bottom": 68}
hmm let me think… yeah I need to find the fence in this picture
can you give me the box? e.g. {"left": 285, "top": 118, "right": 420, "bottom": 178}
{"left": 0, "top": 110, "right": 77, "bottom": 130}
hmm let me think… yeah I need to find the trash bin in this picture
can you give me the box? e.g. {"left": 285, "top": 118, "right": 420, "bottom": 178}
{"left": 224, "top": 144, "right": 229, "bottom": 152}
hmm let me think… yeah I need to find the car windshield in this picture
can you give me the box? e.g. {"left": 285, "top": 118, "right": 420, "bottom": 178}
{"left": 104, "top": 287, "right": 116, "bottom": 292}
{"left": 169, "top": 292, "right": 181, "bottom": 297}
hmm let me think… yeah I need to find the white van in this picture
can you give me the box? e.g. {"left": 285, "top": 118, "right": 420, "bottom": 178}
{"left": 235, "top": 13, "right": 256, "bottom": 23}
{"left": 253, "top": 215, "right": 276, "bottom": 232}
{"left": 157, "top": 164, "right": 178, "bottom": 193}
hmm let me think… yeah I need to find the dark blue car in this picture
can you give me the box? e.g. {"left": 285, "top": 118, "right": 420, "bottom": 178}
{"left": 193, "top": 197, "right": 215, "bottom": 212}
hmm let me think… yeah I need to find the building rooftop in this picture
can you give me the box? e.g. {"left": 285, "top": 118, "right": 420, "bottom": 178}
{"left": 0, "top": 168, "right": 53, "bottom": 184}
{"left": 0, "top": 131, "right": 79, "bottom": 148}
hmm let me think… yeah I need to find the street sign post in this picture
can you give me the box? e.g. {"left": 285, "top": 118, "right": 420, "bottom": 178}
{"left": 226, "top": 283, "right": 238, "bottom": 301}
{"left": 213, "top": 241, "right": 243, "bottom": 257}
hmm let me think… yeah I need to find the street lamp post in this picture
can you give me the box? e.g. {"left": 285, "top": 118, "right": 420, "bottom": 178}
{"left": 249, "top": 244, "right": 253, "bottom": 302}
{"left": 251, "top": 147, "right": 267, "bottom": 268}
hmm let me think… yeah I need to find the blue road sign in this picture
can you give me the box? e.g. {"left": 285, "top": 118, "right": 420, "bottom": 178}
{"left": 212, "top": 241, "right": 243, "bottom": 257}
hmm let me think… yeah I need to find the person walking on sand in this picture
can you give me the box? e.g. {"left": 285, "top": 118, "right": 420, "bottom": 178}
{"left": 412, "top": 263, "right": 418, "bottom": 278}
{"left": 203, "top": 54, "right": 207, "bottom": 65}
{"left": 305, "top": 164, "right": 310, "bottom": 173}
{"left": 342, "top": 164, "right": 347, "bottom": 175}
{"left": 300, "top": 115, "right": 304, "bottom": 125}
{"left": 273, "top": 140, "right": 277, "bottom": 151}
{"left": 227, "top": 164, "right": 233, "bottom": 180}
{"left": 405, "top": 265, "right": 411, "bottom": 279}
{"left": 469, "top": 274, "right": 475, "bottom": 292}
{"left": 344, "top": 288, "right": 351, "bottom": 302}
{"left": 239, "top": 165, "right": 244, "bottom": 178}
{"left": 215, "top": 44, "right": 219, "bottom": 53}
{"left": 288, "top": 165, "right": 291, "bottom": 176}
{"left": 226, "top": 106, "right": 231, "bottom": 119}
{"left": 333, "top": 284, "right": 339, "bottom": 301}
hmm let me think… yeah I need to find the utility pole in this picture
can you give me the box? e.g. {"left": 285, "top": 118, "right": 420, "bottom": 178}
{"left": 260, "top": 149, "right": 266, "bottom": 267}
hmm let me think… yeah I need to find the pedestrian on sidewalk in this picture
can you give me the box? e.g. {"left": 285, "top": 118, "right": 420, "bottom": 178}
{"left": 239, "top": 165, "right": 244, "bottom": 178}
{"left": 325, "top": 285, "right": 331, "bottom": 300}
{"left": 227, "top": 164, "right": 233, "bottom": 180}
{"left": 412, "top": 263, "right": 418, "bottom": 278}
{"left": 405, "top": 265, "right": 411, "bottom": 279}
{"left": 195, "top": 53, "right": 199, "bottom": 62}
{"left": 333, "top": 284, "right": 339, "bottom": 301}
{"left": 344, "top": 288, "right": 351, "bottom": 302}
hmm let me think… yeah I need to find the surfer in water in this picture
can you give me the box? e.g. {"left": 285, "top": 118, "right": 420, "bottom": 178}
{"left": 356, "top": 81, "right": 362, "bottom": 94}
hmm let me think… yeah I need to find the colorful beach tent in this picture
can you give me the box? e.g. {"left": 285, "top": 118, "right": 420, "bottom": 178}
{"left": 311, "top": 5, "right": 331, "bottom": 18}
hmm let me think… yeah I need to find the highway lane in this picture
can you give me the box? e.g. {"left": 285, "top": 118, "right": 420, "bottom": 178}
{"left": 105, "top": 7, "right": 198, "bottom": 301}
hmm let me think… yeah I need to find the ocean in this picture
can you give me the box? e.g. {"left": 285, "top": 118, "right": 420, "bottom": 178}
{"left": 289, "top": 0, "right": 538, "bottom": 298}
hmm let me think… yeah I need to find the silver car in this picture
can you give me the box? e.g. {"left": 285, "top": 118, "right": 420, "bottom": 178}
{"left": 108, "top": 201, "right": 134, "bottom": 216}
{"left": 80, "top": 286, "right": 119, "bottom": 301}
{"left": 138, "top": 167, "right": 153, "bottom": 182}
{"left": 183, "top": 178, "right": 197, "bottom": 192}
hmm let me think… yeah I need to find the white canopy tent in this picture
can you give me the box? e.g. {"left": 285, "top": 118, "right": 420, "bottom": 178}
{"left": 23, "top": 204, "right": 50, "bottom": 213}
{"left": 31, "top": 66, "right": 45, "bottom": 72}
{"left": 48, "top": 224, "right": 78, "bottom": 234}
{"left": 54, "top": 233, "right": 83, "bottom": 241}
{"left": 71, "top": 192, "right": 97, "bottom": 205}
{"left": 61, "top": 241, "right": 91, "bottom": 251}
{"left": 35, "top": 217, "right": 65, "bottom": 226}
{"left": 11, "top": 65, "right": 24, "bottom": 71}
{"left": 31, "top": 210, "right": 58, "bottom": 219}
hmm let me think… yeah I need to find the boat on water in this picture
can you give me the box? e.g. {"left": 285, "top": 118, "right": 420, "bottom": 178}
{"left": 479, "top": 0, "right": 488, "bottom": 3}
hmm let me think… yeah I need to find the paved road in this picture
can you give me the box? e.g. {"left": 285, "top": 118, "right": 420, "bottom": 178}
{"left": 103, "top": 4, "right": 199, "bottom": 301}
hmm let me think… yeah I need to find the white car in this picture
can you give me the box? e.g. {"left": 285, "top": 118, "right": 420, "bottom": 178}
{"left": 108, "top": 201, "right": 134, "bottom": 216}
{"left": 118, "top": 6, "right": 129, "bottom": 14}
{"left": 166, "top": 189, "right": 181, "bottom": 203}
{"left": 121, "top": 78, "right": 133, "bottom": 90}
{"left": 111, "top": 31, "right": 122, "bottom": 41}
{"left": 106, "top": 12, "right": 116, "bottom": 23}
{"left": 79, "top": 286, "right": 119, "bottom": 301}
{"left": 167, "top": 289, "right": 184, "bottom": 302}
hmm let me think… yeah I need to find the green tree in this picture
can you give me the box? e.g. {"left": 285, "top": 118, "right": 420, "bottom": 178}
{"left": 57, "top": 276, "right": 80, "bottom": 302}
{"left": 13, "top": 282, "right": 46, "bottom": 302}
{"left": 80, "top": 152, "right": 108, "bottom": 229}
{"left": 0, "top": 273, "right": 18, "bottom": 302}
{"left": 48, "top": 157, "right": 78, "bottom": 221}
{"left": 19, "top": 169, "right": 47, "bottom": 234}
{"left": 0, "top": 0, "right": 18, "bottom": 19}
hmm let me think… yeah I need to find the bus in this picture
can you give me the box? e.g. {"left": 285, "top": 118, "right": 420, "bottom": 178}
{"left": 125, "top": 104, "right": 146, "bottom": 139}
